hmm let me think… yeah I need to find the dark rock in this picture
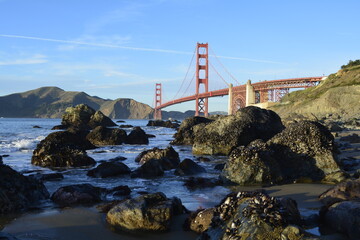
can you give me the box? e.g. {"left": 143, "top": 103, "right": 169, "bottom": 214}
{"left": 86, "top": 126, "right": 127, "bottom": 146}
{"left": 33, "top": 125, "right": 41, "bottom": 128}
{"left": 106, "top": 192, "right": 184, "bottom": 232}
{"left": 184, "top": 177, "right": 222, "bottom": 190}
{"left": 323, "top": 201, "right": 360, "bottom": 240}
{"left": 61, "top": 104, "right": 116, "bottom": 130}
{"left": 0, "top": 232, "right": 20, "bottom": 240}
{"left": 51, "top": 124, "right": 67, "bottom": 130}
{"left": 116, "top": 120, "right": 126, "bottom": 123}
{"left": 197, "top": 156, "right": 211, "bottom": 162}
{"left": 97, "top": 200, "right": 127, "bottom": 213}
{"left": 31, "top": 129, "right": 96, "bottom": 168}
{"left": 340, "top": 133, "right": 360, "bottom": 143}
{"left": 146, "top": 134, "right": 156, "bottom": 138}
{"left": 214, "top": 163, "right": 225, "bottom": 171}
{"left": 131, "top": 159, "right": 164, "bottom": 178}
{"left": 119, "top": 124, "right": 133, "bottom": 128}
{"left": 147, "top": 120, "right": 180, "bottom": 129}
{"left": 174, "top": 158, "right": 206, "bottom": 176}
{"left": 325, "top": 122, "right": 343, "bottom": 132}
{"left": 125, "top": 127, "right": 149, "bottom": 144}
{"left": 135, "top": 146, "right": 180, "bottom": 169}
{"left": 0, "top": 164, "right": 49, "bottom": 214}
{"left": 51, "top": 184, "right": 102, "bottom": 206}
{"left": 29, "top": 173, "right": 64, "bottom": 182}
{"left": 108, "top": 156, "right": 127, "bottom": 162}
{"left": 87, "top": 162, "right": 131, "bottom": 178}
{"left": 187, "top": 208, "right": 215, "bottom": 233}
{"left": 171, "top": 116, "right": 214, "bottom": 145}
{"left": 319, "top": 179, "right": 360, "bottom": 207}
{"left": 192, "top": 106, "right": 285, "bottom": 155}
{"left": 221, "top": 121, "right": 341, "bottom": 185}
{"left": 196, "top": 191, "right": 310, "bottom": 239}
{"left": 0, "top": 155, "right": 2, "bottom": 165}
{"left": 108, "top": 185, "right": 131, "bottom": 197}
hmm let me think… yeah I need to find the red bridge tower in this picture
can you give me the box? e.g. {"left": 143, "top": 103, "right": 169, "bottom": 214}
{"left": 195, "top": 43, "right": 209, "bottom": 117}
{"left": 154, "top": 83, "right": 162, "bottom": 119}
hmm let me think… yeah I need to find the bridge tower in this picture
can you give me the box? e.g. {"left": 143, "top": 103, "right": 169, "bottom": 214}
{"left": 195, "top": 43, "right": 209, "bottom": 117}
{"left": 154, "top": 83, "right": 162, "bottom": 119}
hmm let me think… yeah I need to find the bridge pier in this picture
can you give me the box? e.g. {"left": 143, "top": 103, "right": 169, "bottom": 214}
{"left": 195, "top": 43, "right": 209, "bottom": 117}
{"left": 245, "top": 80, "right": 255, "bottom": 106}
{"left": 228, "top": 83, "right": 233, "bottom": 115}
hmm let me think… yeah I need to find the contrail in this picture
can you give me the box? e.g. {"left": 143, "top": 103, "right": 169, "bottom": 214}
{"left": 0, "top": 34, "right": 284, "bottom": 64}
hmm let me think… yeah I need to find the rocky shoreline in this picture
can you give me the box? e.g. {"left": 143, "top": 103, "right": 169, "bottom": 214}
{"left": 1, "top": 104, "right": 360, "bottom": 239}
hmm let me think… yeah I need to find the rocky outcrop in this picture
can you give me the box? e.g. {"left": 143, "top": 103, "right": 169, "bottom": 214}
{"left": 174, "top": 159, "right": 206, "bottom": 176}
{"left": 184, "top": 177, "right": 222, "bottom": 190}
{"left": 221, "top": 121, "right": 342, "bottom": 185}
{"left": 51, "top": 184, "right": 102, "bottom": 206}
{"left": 191, "top": 191, "right": 314, "bottom": 239}
{"left": 125, "top": 127, "right": 149, "bottom": 144}
{"left": 131, "top": 159, "right": 164, "bottom": 178}
{"left": 171, "top": 116, "right": 214, "bottom": 145}
{"left": 319, "top": 179, "right": 360, "bottom": 207}
{"left": 31, "top": 128, "right": 96, "bottom": 168}
{"left": 135, "top": 146, "right": 180, "bottom": 169}
{"left": 61, "top": 104, "right": 117, "bottom": 130}
{"left": 87, "top": 162, "right": 131, "bottom": 178}
{"left": 86, "top": 126, "right": 127, "bottom": 146}
{"left": 147, "top": 120, "right": 180, "bottom": 129}
{"left": 106, "top": 192, "right": 183, "bottom": 232}
{"left": 191, "top": 107, "right": 285, "bottom": 155}
{"left": 0, "top": 164, "right": 49, "bottom": 213}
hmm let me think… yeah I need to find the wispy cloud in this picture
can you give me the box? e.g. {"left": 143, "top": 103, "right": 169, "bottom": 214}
{"left": 0, "top": 34, "right": 285, "bottom": 64}
{"left": 0, "top": 54, "right": 47, "bottom": 66}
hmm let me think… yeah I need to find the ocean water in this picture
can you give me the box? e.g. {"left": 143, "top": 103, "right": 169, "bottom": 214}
{"left": 0, "top": 118, "right": 230, "bottom": 211}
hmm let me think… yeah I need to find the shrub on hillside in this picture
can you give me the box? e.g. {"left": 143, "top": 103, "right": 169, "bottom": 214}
{"left": 341, "top": 59, "right": 360, "bottom": 69}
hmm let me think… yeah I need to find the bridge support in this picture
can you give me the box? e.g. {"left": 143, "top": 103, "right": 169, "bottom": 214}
{"left": 228, "top": 83, "right": 233, "bottom": 115}
{"left": 245, "top": 80, "right": 255, "bottom": 106}
{"left": 154, "top": 83, "right": 162, "bottom": 119}
{"left": 195, "top": 43, "right": 209, "bottom": 117}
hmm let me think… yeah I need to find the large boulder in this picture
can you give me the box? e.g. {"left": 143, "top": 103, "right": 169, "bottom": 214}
{"left": 51, "top": 184, "right": 102, "bottom": 206}
{"left": 61, "top": 104, "right": 116, "bottom": 130}
{"left": 192, "top": 106, "right": 285, "bottom": 155}
{"left": 147, "top": 120, "right": 180, "bottom": 129}
{"left": 125, "top": 127, "right": 149, "bottom": 144}
{"left": 194, "top": 191, "right": 313, "bottom": 239}
{"left": 322, "top": 201, "right": 360, "bottom": 240}
{"left": 87, "top": 162, "right": 131, "bottom": 178}
{"left": 106, "top": 192, "right": 183, "bottom": 232}
{"left": 0, "top": 164, "right": 49, "bottom": 214}
{"left": 221, "top": 121, "right": 342, "bottom": 185}
{"left": 174, "top": 158, "right": 206, "bottom": 176}
{"left": 131, "top": 159, "right": 164, "bottom": 178}
{"left": 31, "top": 129, "right": 96, "bottom": 168}
{"left": 135, "top": 146, "right": 180, "bottom": 169}
{"left": 171, "top": 116, "right": 214, "bottom": 145}
{"left": 86, "top": 126, "right": 127, "bottom": 146}
{"left": 319, "top": 179, "right": 360, "bottom": 207}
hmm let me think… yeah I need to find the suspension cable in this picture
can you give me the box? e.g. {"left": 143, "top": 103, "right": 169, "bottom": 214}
{"left": 209, "top": 46, "right": 240, "bottom": 85}
{"left": 209, "top": 61, "right": 230, "bottom": 87}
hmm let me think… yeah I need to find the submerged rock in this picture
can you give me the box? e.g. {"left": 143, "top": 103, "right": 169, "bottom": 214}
{"left": 174, "top": 158, "right": 206, "bottom": 176}
{"left": 147, "top": 120, "right": 180, "bottom": 129}
{"left": 135, "top": 146, "right": 180, "bottom": 169}
{"left": 192, "top": 106, "right": 284, "bottom": 155}
{"left": 131, "top": 159, "right": 164, "bottom": 178}
{"left": 319, "top": 179, "right": 360, "bottom": 207}
{"left": 86, "top": 126, "right": 127, "bottom": 146}
{"left": 125, "top": 127, "right": 149, "bottom": 144}
{"left": 106, "top": 192, "right": 184, "bottom": 232}
{"left": 29, "top": 172, "right": 64, "bottom": 182}
{"left": 0, "top": 164, "right": 49, "bottom": 214}
{"left": 221, "top": 121, "right": 342, "bottom": 185}
{"left": 87, "top": 162, "right": 131, "bottom": 178}
{"left": 51, "top": 183, "right": 102, "bottom": 206}
{"left": 61, "top": 104, "right": 116, "bottom": 130}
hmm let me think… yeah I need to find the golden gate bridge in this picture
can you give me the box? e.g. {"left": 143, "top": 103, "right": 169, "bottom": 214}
{"left": 153, "top": 43, "right": 325, "bottom": 119}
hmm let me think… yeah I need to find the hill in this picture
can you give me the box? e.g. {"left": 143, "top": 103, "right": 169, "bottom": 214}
{"left": 0, "top": 87, "right": 154, "bottom": 119}
{"left": 270, "top": 62, "right": 360, "bottom": 121}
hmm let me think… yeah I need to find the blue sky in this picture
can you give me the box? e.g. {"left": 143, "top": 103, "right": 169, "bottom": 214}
{"left": 0, "top": 0, "right": 359, "bottom": 112}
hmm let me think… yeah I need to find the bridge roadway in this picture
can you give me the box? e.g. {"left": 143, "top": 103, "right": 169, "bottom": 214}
{"left": 156, "top": 76, "right": 325, "bottom": 110}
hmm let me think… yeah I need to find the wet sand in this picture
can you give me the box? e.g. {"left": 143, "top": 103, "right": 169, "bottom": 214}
{"left": 1, "top": 183, "right": 332, "bottom": 240}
